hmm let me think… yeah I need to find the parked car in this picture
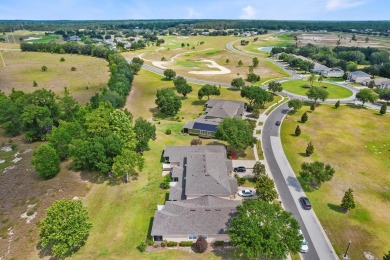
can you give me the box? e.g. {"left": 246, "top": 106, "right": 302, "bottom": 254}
{"left": 238, "top": 189, "right": 255, "bottom": 197}
{"left": 299, "top": 196, "right": 312, "bottom": 210}
{"left": 234, "top": 166, "right": 246, "bottom": 172}
{"left": 275, "top": 120, "right": 281, "bottom": 126}
{"left": 298, "top": 230, "right": 309, "bottom": 253}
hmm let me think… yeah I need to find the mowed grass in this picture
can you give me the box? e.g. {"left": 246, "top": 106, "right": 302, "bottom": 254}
{"left": 281, "top": 80, "right": 353, "bottom": 99}
{"left": 0, "top": 51, "right": 109, "bottom": 104}
{"left": 280, "top": 104, "right": 390, "bottom": 259}
{"left": 75, "top": 68, "right": 266, "bottom": 259}
{"left": 233, "top": 33, "right": 295, "bottom": 55}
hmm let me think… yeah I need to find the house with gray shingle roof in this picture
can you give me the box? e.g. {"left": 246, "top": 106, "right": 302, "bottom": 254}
{"left": 183, "top": 99, "right": 246, "bottom": 137}
{"left": 347, "top": 71, "right": 371, "bottom": 83}
{"left": 151, "top": 145, "right": 239, "bottom": 242}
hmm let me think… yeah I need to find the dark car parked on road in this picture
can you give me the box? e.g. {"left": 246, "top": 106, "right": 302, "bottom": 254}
{"left": 299, "top": 196, "right": 312, "bottom": 210}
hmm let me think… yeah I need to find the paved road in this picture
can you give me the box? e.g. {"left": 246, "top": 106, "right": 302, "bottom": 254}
{"left": 262, "top": 102, "right": 338, "bottom": 260}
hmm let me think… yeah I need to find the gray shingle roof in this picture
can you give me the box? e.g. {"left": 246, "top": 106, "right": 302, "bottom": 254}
{"left": 163, "top": 145, "right": 227, "bottom": 164}
{"left": 151, "top": 195, "right": 240, "bottom": 236}
{"left": 348, "top": 70, "right": 370, "bottom": 77}
{"left": 205, "top": 99, "right": 245, "bottom": 119}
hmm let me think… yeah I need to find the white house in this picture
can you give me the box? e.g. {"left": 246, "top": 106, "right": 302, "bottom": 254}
{"left": 321, "top": 68, "right": 344, "bottom": 78}
{"left": 361, "top": 77, "right": 390, "bottom": 88}
{"left": 347, "top": 71, "right": 371, "bottom": 83}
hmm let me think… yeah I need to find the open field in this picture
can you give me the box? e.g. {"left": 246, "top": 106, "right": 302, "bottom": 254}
{"left": 233, "top": 33, "right": 295, "bottom": 55}
{"left": 71, "top": 68, "right": 274, "bottom": 259}
{"left": 281, "top": 80, "right": 353, "bottom": 99}
{"left": 0, "top": 51, "right": 109, "bottom": 104}
{"left": 25, "top": 35, "right": 63, "bottom": 43}
{"left": 280, "top": 104, "right": 390, "bottom": 259}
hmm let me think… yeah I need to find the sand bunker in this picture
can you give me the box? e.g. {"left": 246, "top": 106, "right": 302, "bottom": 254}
{"left": 188, "top": 60, "right": 231, "bottom": 75}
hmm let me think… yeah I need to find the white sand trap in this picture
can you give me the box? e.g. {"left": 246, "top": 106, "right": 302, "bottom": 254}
{"left": 189, "top": 60, "right": 231, "bottom": 75}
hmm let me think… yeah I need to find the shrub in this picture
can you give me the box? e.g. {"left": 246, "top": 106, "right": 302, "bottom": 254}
{"left": 252, "top": 109, "right": 260, "bottom": 118}
{"left": 195, "top": 236, "right": 208, "bottom": 253}
{"left": 227, "top": 149, "right": 238, "bottom": 160}
{"left": 306, "top": 141, "right": 314, "bottom": 156}
{"left": 137, "top": 242, "right": 146, "bottom": 252}
{"left": 235, "top": 174, "right": 246, "bottom": 186}
{"left": 60, "top": 57, "right": 65, "bottom": 62}
{"left": 214, "top": 241, "right": 224, "bottom": 246}
{"left": 301, "top": 112, "right": 308, "bottom": 123}
{"left": 295, "top": 125, "right": 301, "bottom": 136}
{"left": 160, "top": 174, "right": 172, "bottom": 189}
{"left": 165, "top": 129, "right": 172, "bottom": 135}
{"left": 147, "top": 237, "right": 154, "bottom": 246}
{"left": 310, "top": 103, "right": 315, "bottom": 111}
{"left": 179, "top": 241, "right": 194, "bottom": 247}
{"left": 190, "top": 138, "right": 202, "bottom": 146}
{"left": 167, "top": 241, "right": 178, "bottom": 247}
{"left": 41, "top": 65, "right": 47, "bottom": 72}
{"left": 33, "top": 80, "right": 38, "bottom": 87}
{"left": 161, "top": 240, "right": 167, "bottom": 247}
{"left": 71, "top": 67, "right": 77, "bottom": 71}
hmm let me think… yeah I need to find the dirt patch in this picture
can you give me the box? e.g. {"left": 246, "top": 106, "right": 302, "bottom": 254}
{"left": 0, "top": 134, "right": 91, "bottom": 259}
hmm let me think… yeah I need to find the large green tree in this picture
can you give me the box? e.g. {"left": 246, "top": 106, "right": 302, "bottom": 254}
{"left": 20, "top": 105, "right": 53, "bottom": 141}
{"left": 228, "top": 200, "right": 301, "bottom": 259}
{"left": 241, "top": 86, "right": 273, "bottom": 107}
{"left": 231, "top": 78, "right": 245, "bottom": 90}
{"left": 134, "top": 117, "right": 156, "bottom": 152}
{"left": 288, "top": 99, "right": 303, "bottom": 112}
{"left": 32, "top": 144, "right": 60, "bottom": 179}
{"left": 176, "top": 83, "right": 192, "bottom": 97}
{"left": 215, "top": 118, "right": 256, "bottom": 151}
{"left": 0, "top": 92, "right": 22, "bottom": 136}
{"left": 356, "top": 89, "right": 378, "bottom": 107}
{"left": 198, "top": 84, "right": 220, "bottom": 100}
{"left": 300, "top": 161, "right": 335, "bottom": 188}
{"left": 255, "top": 175, "right": 278, "bottom": 203}
{"left": 163, "top": 69, "right": 176, "bottom": 80}
{"left": 112, "top": 149, "right": 144, "bottom": 182}
{"left": 39, "top": 199, "right": 92, "bottom": 257}
{"left": 173, "top": 76, "right": 187, "bottom": 88}
{"left": 377, "top": 88, "right": 390, "bottom": 104}
{"left": 306, "top": 86, "right": 329, "bottom": 104}
{"left": 253, "top": 161, "right": 266, "bottom": 182}
{"left": 155, "top": 88, "right": 182, "bottom": 116}
{"left": 268, "top": 81, "right": 283, "bottom": 93}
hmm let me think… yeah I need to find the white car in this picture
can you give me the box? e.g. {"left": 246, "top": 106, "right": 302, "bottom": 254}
{"left": 238, "top": 189, "right": 255, "bottom": 197}
{"left": 298, "top": 230, "right": 309, "bottom": 253}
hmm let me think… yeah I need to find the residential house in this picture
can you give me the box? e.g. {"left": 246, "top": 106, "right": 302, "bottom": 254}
{"left": 68, "top": 35, "right": 81, "bottom": 41}
{"left": 182, "top": 99, "right": 246, "bottom": 137}
{"left": 151, "top": 145, "right": 239, "bottom": 242}
{"left": 347, "top": 71, "right": 371, "bottom": 83}
{"left": 321, "top": 68, "right": 344, "bottom": 78}
{"left": 361, "top": 77, "right": 390, "bottom": 88}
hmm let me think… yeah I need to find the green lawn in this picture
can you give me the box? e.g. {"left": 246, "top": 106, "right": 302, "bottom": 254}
{"left": 280, "top": 104, "right": 390, "bottom": 259}
{"left": 25, "top": 35, "right": 62, "bottom": 43}
{"left": 74, "top": 68, "right": 271, "bottom": 259}
{"left": 281, "top": 80, "right": 353, "bottom": 99}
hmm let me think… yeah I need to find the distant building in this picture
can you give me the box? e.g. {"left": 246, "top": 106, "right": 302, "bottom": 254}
{"left": 68, "top": 35, "right": 81, "bottom": 41}
{"left": 321, "top": 68, "right": 344, "bottom": 78}
{"left": 183, "top": 99, "right": 246, "bottom": 137}
{"left": 362, "top": 77, "right": 390, "bottom": 88}
{"left": 347, "top": 71, "right": 371, "bottom": 83}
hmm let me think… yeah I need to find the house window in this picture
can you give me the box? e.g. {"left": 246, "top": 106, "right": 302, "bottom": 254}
{"left": 198, "top": 234, "right": 208, "bottom": 239}
{"left": 200, "top": 130, "right": 207, "bottom": 135}
{"left": 207, "top": 131, "right": 213, "bottom": 136}
{"left": 189, "top": 234, "right": 197, "bottom": 240}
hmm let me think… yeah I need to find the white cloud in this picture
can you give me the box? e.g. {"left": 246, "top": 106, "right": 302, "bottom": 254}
{"left": 239, "top": 5, "right": 256, "bottom": 19}
{"left": 187, "top": 7, "right": 201, "bottom": 19}
{"left": 326, "top": 0, "right": 368, "bottom": 10}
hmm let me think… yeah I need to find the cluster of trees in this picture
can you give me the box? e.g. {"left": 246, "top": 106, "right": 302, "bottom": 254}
{"left": 278, "top": 53, "right": 314, "bottom": 73}
{"left": 240, "top": 86, "right": 274, "bottom": 108}
{"left": 215, "top": 118, "right": 256, "bottom": 151}
{"left": 229, "top": 161, "right": 301, "bottom": 259}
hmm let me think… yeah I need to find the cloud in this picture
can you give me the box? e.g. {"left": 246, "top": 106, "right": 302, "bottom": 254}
{"left": 239, "top": 5, "right": 256, "bottom": 19}
{"left": 187, "top": 7, "right": 201, "bottom": 19}
{"left": 326, "top": 0, "right": 368, "bottom": 10}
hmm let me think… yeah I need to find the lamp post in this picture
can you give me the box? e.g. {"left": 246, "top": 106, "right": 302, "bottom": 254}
{"left": 343, "top": 240, "right": 351, "bottom": 258}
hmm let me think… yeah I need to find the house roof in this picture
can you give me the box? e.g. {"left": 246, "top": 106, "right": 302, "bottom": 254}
{"left": 151, "top": 195, "right": 240, "bottom": 236}
{"left": 325, "top": 68, "right": 344, "bottom": 73}
{"left": 205, "top": 99, "right": 245, "bottom": 119}
{"left": 348, "top": 71, "right": 371, "bottom": 77}
{"left": 362, "top": 77, "right": 390, "bottom": 85}
{"left": 163, "top": 145, "right": 227, "bottom": 163}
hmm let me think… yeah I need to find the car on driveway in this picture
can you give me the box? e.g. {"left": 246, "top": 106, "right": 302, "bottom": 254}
{"left": 234, "top": 166, "right": 246, "bottom": 172}
{"left": 275, "top": 120, "right": 281, "bottom": 126}
{"left": 299, "top": 196, "right": 312, "bottom": 210}
{"left": 238, "top": 189, "right": 255, "bottom": 197}
{"left": 298, "top": 230, "right": 309, "bottom": 253}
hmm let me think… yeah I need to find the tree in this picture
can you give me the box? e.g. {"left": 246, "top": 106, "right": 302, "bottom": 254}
{"left": 356, "top": 89, "right": 378, "bottom": 107}
{"left": 306, "top": 86, "right": 329, "bottom": 104}
{"left": 163, "top": 69, "right": 176, "bottom": 80}
{"left": 310, "top": 103, "right": 316, "bottom": 111}
{"left": 173, "top": 76, "right": 187, "bottom": 88}
{"left": 195, "top": 236, "right": 208, "bottom": 253}
{"left": 368, "top": 80, "right": 376, "bottom": 89}
{"left": 33, "top": 80, "right": 38, "bottom": 87}
{"left": 241, "top": 86, "right": 273, "bottom": 107}
{"left": 41, "top": 65, "right": 48, "bottom": 72}
{"left": 39, "top": 199, "right": 92, "bottom": 257}
{"left": 226, "top": 58, "right": 230, "bottom": 64}
{"left": 255, "top": 175, "right": 278, "bottom": 203}
{"left": 131, "top": 57, "right": 144, "bottom": 66}
{"left": 377, "top": 88, "right": 390, "bottom": 104}
{"left": 134, "top": 117, "right": 156, "bottom": 152}
{"left": 335, "top": 100, "right": 340, "bottom": 109}
{"left": 301, "top": 112, "right": 308, "bottom": 123}
{"left": 58, "top": 88, "right": 80, "bottom": 121}
{"left": 20, "top": 105, "right": 53, "bottom": 141}
{"left": 176, "top": 83, "right": 192, "bottom": 97}
{"left": 60, "top": 57, "right": 65, "bottom": 62}
{"left": 228, "top": 200, "right": 301, "bottom": 259}
{"left": 112, "top": 149, "right": 144, "bottom": 182}
{"left": 308, "top": 74, "right": 316, "bottom": 86}
{"left": 252, "top": 57, "right": 259, "bottom": 68}
{"left": 246, "top": 73, "right": 260, "bottom": 83}
{"left": 0, "top": 92, "right": 22, "bottom": 136}
{"left": 252, "top": 161, "right": 266, "bottom": 181}
{"left": 306, "top": 141, "right": 314, "bottom": 156}
{"left": 198, "top": 84, "right": 220, "bottom": 100}
{"left": 300, "top": 161, "right": 335, "bottom": 188}
{"left": 248, "top": 65, "right": 254, "bottom": 73}
{"left": 231, "top": 78, "right": 245, "bottom": 90}
{"left": 238, "top": 60, "right": 243, "bottom": 67}
{"left": 288, "top": 99, "right": 303, "bottom": 112}
{"left": 295, "top": 125, "right": 301, "bottom": 136}
{"left": 129, "top": 62, "right": 142, "bottom": 74}
{"left": 380, "top": 104, "right": 387, "bottom": 115}
{"left": 155, "top": 88, "right": 182, "bottom": 116}
{"left": 32, "top": 144, "right": 60, "bottom": 179}
{"left": 215, "top": 118, "right": 256, "bottom": 151}
{"left": 318, "top": 75, "right": 324, "bottom": 86}
{"left": 340, "top": 188, "right": 356, "bottom": 213}
{"left": 268, "top": 81, "right": 283, "bottom": 93}
{"left": 370, "top": 51, "right": 389, "bottom": 65}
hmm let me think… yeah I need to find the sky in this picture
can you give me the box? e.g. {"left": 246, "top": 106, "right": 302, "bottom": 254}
{"left": 0, "top": 0, "right": 389, "bottom": 21}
